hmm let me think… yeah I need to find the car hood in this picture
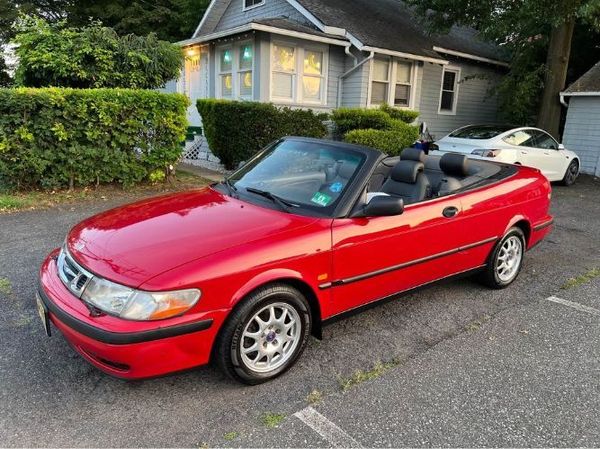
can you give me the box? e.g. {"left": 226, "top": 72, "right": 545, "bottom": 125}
{"left": 67, "top": 187, "right": 318, "bottom": 287}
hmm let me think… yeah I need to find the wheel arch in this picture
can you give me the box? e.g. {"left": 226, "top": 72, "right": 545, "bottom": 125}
{"left": 228, "top": 271, "right": 323, "bottom": 339}
{"left": 506, "top": 216, "right": 531, "bottom": 247}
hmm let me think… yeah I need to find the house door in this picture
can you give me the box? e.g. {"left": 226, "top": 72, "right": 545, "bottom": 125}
{"left": 185, "top": 49, "right": 207, "bottom": 126}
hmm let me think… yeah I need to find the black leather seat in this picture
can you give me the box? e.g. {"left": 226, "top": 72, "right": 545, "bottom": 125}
{"left": 381, "top": 160, "right": 430, "bottom": 204}
{"left": 438, "top": 153, "right": 470, "bottom": 195}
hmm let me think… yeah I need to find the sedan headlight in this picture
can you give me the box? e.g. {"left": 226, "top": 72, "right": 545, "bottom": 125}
{"left": 472, "top": 149, "right": 502, "bottom": 158}
{"left": 81, "top": 276, "right": 201, "bottom": 321}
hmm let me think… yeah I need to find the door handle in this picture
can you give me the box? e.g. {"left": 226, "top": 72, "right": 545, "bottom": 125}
{"left": 442, "top": 206, "right": 459, "bottom": 218}
{"left": 520, "top": 151, "right": 528, "bottom": 155}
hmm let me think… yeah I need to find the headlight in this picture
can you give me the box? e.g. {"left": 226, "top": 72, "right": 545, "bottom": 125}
{"left": 81, "top": 277, "right": 201, "bottom": 321}
{"left": 472, "top": 149, "right": 501, "bottom": 157}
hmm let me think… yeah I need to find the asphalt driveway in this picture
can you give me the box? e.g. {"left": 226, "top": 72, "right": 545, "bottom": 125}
{"left": 0, "top": 177, "right": 599, "bottom": 447}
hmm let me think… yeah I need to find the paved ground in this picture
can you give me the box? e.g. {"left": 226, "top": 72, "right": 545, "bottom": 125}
{"left": 0, "top": 176, "right": 598, "bottom": 448}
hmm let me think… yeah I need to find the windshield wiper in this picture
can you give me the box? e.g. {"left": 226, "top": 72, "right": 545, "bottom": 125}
{"left": 245, "top": 187, "right": 298, "bottom": 212}
{"left": 221, "top": 178, "right": 238, "bottom": 198}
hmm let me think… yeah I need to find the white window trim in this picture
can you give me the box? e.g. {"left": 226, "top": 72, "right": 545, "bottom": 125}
{"left": 216, "top": 41, "right": 255, "bottom": 100}
{"left": 367, "top": 57, "right": 418, "bottom": 109}
{"left": 242, "top": 0, "right": 265, "bottom": 12}
{"left": 438, "top": 65, "right": 461, "bottom": 115}
{"left": 269, "top": 40, "right": 329, "bottom": 106}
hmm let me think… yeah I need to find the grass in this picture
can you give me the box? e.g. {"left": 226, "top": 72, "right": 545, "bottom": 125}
{"left": 0, "top": 277, "right": 13, "bottom": 295}
{"left": 223, "top": 432, "right": 238, "bottom": 441}
{"left": 338, "top": 360, "right": 400, "bottom": 392}
{"left": 306, "top": 389, "right": 323, "bottom": 405}
{"left": 464, "top": 314, "right": 492, "bottom": 333}
{"left": 261, "top": 412, "right": 286, "bottom": 428}
{"left": 561, "top": 268, "right": 600, "bottom": 290}
{"left": 0, "top": 171, "right": 210, "bottom": 214}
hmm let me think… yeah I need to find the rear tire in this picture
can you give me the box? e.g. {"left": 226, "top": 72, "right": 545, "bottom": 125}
{"left": 215, "top": 283, "right": 311, "bottom": 385}
{"left": 561, "top": 159, "right": 579, "bottom": 186}
{"left": 478, "top": 227, "right": 525, "bottom": 289}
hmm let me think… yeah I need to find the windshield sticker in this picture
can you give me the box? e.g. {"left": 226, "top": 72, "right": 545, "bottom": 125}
{"left": 329, "top": 182, "right": 344, "bottom": 193}
{"left": 311, "top": 192, "right": 332, "bottom": 207}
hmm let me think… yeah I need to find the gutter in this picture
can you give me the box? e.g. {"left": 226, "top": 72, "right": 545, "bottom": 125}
{"left": 337, "top": 51, "right": 375, "bottom": 107}
{"left": 559, "top": 92, "right": 569, "bottom": 108}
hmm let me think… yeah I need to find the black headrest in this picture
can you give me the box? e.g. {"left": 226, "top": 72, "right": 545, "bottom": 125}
{"left": 400, "top": 148, "right": 426, "bottom": 162}
{"left": 337, "top": 161, "right": 356, "bottom": 179}
{"left": 440, "top": 153, "right": 469, "bottom": 177}
{"left": 391, "top": 161, "right": 424, "bottom": 183}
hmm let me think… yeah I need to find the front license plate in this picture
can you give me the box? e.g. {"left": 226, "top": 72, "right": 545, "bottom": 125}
{"left": 36, "top": 292, "right": 51, "bottom": 337}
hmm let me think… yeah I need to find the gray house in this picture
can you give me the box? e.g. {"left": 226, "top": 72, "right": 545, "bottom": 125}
{"left": 561, "top": 61, "right": 600, "bottom": 177}
{"left": 174, "top": 0, "right": 508, "bottom": 140}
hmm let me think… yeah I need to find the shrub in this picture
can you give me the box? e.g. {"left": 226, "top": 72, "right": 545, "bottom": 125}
{"left": 331, "top": 108, "right": 393, "bottom": 135}
{"left": 379, "top": 104, "right": 419, "bottom": 124}
{"left": 0, "top": 88, "right": 189, "bottom": 190}
{"left": 197, "top": 99, "right": 328, "bottom": 169}
{"left": 13, "top": 17, "right": 184, "bottom": 89}
{"left": 344, "top": 125, "right": 419, "bottom": 156}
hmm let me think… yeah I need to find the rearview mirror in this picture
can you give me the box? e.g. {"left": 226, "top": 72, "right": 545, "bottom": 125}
{"left": 558, "top": 143, "right": 565, "bottom": 150}
{"left": 362, "top": 196, "right": 404, "bottom": 217}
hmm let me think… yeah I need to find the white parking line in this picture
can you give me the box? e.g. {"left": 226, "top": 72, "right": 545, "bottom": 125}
{"left": 294, "top": 407, "right": 362, "bottom": 448}
{"left": 545, "top": 296, "right": 600, "bottom": 317}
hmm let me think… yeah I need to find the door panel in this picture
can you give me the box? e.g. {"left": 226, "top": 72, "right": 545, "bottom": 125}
{"left": 328, "top": 196, "right": 477, "bottom": 316}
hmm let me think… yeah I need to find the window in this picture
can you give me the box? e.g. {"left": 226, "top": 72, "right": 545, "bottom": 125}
{"left": 217, "top": 42, "right": 253, "bottom": 100}
{"left": 238, "top": 44, "right": 253, "bottom": 98}
{"left": 394, "top": 61, "right": 412, "bottom": 107}
{"left": 439, "top": 67, "right": 460, "bottom": 114}
{"left": 243, "top": 0, "right": 264, "bottom": 11}
{"left": 370, "top": 59, "right": 389, "bottom": 106}
{"left": 219, "top": 48, "right": 233, "bottom": 99}
{"left": 272, "top": 44, "right": 296, "bottom": 99}
{"left": 503, "top": 129, "right": 537, "bottom": 147}
{"left": 532, "top": 130, "right": 559, "bottom": 149}
{"left": 449, "top": 125, "right": 514, "bottom": 139}
{"left": 270, "top": 43, "right": 328, "bottom": 104}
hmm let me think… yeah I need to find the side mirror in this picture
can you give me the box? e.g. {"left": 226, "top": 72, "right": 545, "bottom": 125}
{"left": 363, "top": 196, "right": 404, "bottom": 217}
{"left": 558, "top": 143, "right": 565, "bottom": 151}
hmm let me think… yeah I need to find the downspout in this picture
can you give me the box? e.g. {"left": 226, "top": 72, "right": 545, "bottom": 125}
{"left": 337, "top": 50, "right": 375, "bottom": 107}
{"left": 559, "top": 92, "right": 569, "bottom": 107}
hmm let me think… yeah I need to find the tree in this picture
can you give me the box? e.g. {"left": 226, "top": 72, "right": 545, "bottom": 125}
{"left": 13, "top": 17, "right": 184, "bottom": 89}
{"left": 406, "top": 0, "right": 600, "bottom": 138}
{"left": 0, "top": 55, "right": 12, "bottom": 87}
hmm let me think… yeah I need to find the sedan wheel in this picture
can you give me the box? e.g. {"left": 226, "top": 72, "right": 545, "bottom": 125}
{"left": 215, "top": 284, "right": 311, "bottom": 385}
{"left": 561, "top": 160, "right": 579, "bottom": 186}
{"left": 478, "top": 227, "right": 525, "bottom": 289}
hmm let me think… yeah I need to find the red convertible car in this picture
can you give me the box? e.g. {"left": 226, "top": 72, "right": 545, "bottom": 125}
{"left": 38, "top": 137, "right": 553, "bottom": 384}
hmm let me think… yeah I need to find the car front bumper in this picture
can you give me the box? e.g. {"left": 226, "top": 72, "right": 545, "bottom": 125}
{"left": 38, "top": 250, "right": 227, "bottom": 379}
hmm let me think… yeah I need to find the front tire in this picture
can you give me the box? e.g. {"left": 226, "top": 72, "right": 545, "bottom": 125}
{"left": 479, "top": 227, "right": 525, "bottom": 289}
{"left": 561, "top": 159, "right": 579, "bottom": 186}
{"left": 215, "top": 284, "right": 311, "bottom": 385}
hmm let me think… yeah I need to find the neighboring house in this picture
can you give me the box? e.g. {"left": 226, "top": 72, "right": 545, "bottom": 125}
{"left": 561, "top": 61, "right": 600, "bottom": 177}
{"left": 174, "top": 0, "right": 509, "bottom": 140}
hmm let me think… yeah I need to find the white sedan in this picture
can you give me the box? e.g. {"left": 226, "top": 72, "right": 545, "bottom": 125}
{"left": 433, "top": 125, "right": 580, "bottom": 185}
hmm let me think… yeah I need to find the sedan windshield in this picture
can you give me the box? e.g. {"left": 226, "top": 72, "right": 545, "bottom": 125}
{"left": 449, "top": 125, "right": 514, "bottom": 140}
{"left": 227, "top": 139, "right": 365, "bottom": 214}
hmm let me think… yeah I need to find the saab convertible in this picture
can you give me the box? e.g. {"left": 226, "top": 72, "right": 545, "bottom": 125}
{"left": 38, "top": 137, "right": 553, "bottom": 384}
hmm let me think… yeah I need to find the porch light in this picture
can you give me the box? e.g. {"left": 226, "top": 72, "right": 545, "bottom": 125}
{"left": 186, "top": 48, "right": 197, "bottom": 57}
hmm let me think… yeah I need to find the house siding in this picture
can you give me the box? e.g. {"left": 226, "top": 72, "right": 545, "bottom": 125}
{"left": 214, "top": 0, "right": 309, "bottom": 31}
{"left": 341, "top": 63, "right": 369, "bottom": 107}
{"left": 562, "top": 96, "right": 600, "bottom": 176}
{"left": 418, "top": 59, "right": 501, "bottom": 140}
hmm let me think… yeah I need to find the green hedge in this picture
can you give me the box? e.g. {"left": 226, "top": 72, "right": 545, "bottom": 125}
{"left": 0, "top": 88, "right": 189, "bottom": 190}
{"left": 344, "top": 124, "right": 419, "bottom": 156}
{"left": 197, "top": 99, "right": 328, "bottom": 169}
{"left": 331, "top": 108, "right": 392, "bottom": 135}
{"left": 379, "top": 104, "right": 419, "bottom": 124}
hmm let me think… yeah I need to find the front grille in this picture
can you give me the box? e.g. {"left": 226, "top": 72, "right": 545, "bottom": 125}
{"left": 57, "top": 248, "right": 94, "bottom": 298}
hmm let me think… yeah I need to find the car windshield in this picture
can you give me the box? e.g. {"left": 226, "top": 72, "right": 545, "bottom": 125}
{"left": 227, "top": 139, "right": 365, "bottom": 214}
{"left": 449, "top": 125, "right": 514, "bottom": 140}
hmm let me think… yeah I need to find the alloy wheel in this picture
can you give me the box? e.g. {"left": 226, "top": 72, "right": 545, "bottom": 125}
{"left": 496, "top": 235, "right": 523, "bottom": 282}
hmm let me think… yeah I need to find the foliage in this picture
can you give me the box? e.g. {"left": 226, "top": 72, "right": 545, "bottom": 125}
{"left": 378, "top": 104, "right": 420, "bottom": 124}
{"left": 405, "top": 0, "right": 600, "bottom": 132}
{"left": 1, "top": 0, "right": 209, "bottom": 43}
{"left": 344, "top": 127, "right": 418, "bottom": 156}
{"left": 332, "top": 106, "right": 419, "bottom": 154}
{"left": 197, "top": 99, "right": 328, "bottom": 169}
{"left": 0, "top": 55, "right": 11, "bottom": 87}
{"left": 331, "top": 108, "right": 395, "bottom": 136}
{"left": 13, "top": 17, "right": 184, "bottom": 89}
{"left": 0, "top": 88, "right": 189, "bottom": 190}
